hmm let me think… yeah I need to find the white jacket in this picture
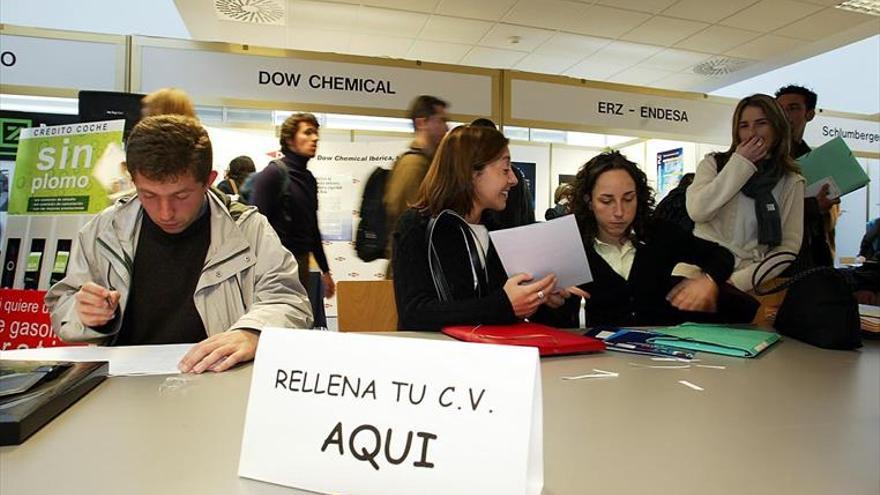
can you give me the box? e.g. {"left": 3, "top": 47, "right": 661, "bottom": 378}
{"left": 686, "top": 152, "right": 805, "bottom": 291}
{"left": 45, "top": 190, "right": 313, "bottom": 343}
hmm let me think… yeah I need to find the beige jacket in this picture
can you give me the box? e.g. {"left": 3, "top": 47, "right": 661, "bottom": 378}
{"left": 686, "top": 152, "right": 805, "bottom": 291}
{"left": 45, "top": 191, "right": 313, "bottom": 343}
{"left": 383, "top": 144, "right": 430, "bottom": 258}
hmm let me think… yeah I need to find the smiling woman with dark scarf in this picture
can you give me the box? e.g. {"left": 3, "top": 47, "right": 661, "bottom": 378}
{"left": 686, "top": 94, "right": 805, "bottom": 292}
{"left": 391, "top": 125, "right": 578, "bottom": 331}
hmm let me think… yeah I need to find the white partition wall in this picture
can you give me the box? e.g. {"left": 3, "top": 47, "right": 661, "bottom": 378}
{"left": 619, "top": 142, "right": 647, "bottom": 171}
{"left": 549, "top": 145, "right": 603, "bottom": 192}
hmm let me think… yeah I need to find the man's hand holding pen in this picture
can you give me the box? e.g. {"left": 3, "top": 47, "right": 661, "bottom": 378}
{"left": 75, "top": 282, "right": 120, "bottom": 327}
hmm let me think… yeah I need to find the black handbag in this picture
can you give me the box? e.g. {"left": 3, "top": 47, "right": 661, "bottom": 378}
{"left": 752, "top": 251, "right": 861, "bottom": 350}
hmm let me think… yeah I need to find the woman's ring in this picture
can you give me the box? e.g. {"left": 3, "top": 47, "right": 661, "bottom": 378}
{"left": 538, "top": 290, "right": 545, "bottom": 301}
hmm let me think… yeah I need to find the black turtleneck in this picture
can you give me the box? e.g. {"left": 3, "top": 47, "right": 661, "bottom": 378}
{"left": 792, "top": 139, "right": 811, "bottom": 159}
{"left": 251, "top": 149, "right": 330, "bottom": 272}
{"left": 789, "top": 138, "right": 834, "bottom": 268}
{"left": 116, "top": 202, "right": 210, "bottom": 345}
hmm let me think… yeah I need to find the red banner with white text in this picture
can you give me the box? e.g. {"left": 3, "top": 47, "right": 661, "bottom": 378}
{"left": 0, "top": 288, "right": 77, "bottom": 350}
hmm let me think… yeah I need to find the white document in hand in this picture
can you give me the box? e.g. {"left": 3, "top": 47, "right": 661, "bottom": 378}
{"left": 489, "top": 214, "right": 592, "bottom": 289}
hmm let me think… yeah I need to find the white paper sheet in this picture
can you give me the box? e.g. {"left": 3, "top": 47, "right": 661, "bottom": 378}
{"left": 489, "top": 214, "right": 592, "bottom": 289}
{"left": 804, "top": 176, "right": 841, "bottom": 199}
{"left": 0, "top": 344, "right": 194, "bottom": 376}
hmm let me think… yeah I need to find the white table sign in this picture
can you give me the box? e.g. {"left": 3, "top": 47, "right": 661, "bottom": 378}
{"left": 239, "top": 329, "right": 543, "bottom": 495}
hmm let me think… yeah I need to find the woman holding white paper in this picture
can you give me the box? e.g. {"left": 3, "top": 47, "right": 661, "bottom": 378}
{"left": 569, "top": 151, "right": 757, "bottom": 327}
{"left": 686, "top": 94, "right": 805, "bottom": 292}
{"left": 391, "top": 125, "right": 578, "bottom": 331}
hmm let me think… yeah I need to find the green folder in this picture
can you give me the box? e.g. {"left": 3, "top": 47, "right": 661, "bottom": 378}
{"left": 648, "top": 323, "right": 780, "bottom": 358}
{"left": 796, "top": 137, "right": 869, "bottom": 199}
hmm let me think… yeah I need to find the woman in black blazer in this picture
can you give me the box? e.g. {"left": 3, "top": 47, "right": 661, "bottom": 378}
{"left": 392, "top": 125, "right": 576, "bottom": 330}
{"left": 570, "top": 152, "right": 757, "bottom": 327}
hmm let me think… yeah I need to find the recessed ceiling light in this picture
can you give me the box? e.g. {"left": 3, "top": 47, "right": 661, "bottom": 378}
{"left": 692, "top": 57, "right": 752, "bottom": 76}
{"left": 836, "top": 0, "right": 880, "bottom": 16}
{"left": 214, "top": 0, "right": 286, "bottom": 25}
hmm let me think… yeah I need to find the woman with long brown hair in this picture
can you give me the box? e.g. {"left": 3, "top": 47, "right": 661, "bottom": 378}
{"left": 567, "top": 151, "right": 755, "bottom": 327}
{"left": 392, "top": 125, "right": 574, "bottom": 330}
{"left": 687, "top": 94, "right": 805, "bottom": 291}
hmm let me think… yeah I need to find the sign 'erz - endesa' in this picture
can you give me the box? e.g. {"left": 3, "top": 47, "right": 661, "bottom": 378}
{"left": 510, "top": 78, "right": 733, "bottom": 141}
{"left": 598, "top": 101, "right": 689, "bottom": 122}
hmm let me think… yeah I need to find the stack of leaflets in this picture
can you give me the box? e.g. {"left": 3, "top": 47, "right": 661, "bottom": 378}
{"left": 859, "top": 304, "right": 879, "bottom": 335}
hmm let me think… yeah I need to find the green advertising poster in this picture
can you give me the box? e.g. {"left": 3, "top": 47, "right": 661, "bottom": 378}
{"left": 9, "top": 120, "right": 124, "bottom": 215}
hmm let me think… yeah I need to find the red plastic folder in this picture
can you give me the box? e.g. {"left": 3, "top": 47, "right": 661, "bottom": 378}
{"left": 442, "top": 323, "right": 605, "bottom": 356}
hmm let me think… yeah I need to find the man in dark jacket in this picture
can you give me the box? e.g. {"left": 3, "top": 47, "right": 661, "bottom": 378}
{"left": 251, "top": 112, "right": 335, "bottom": 298}
{"left": 776, "top": 85, "right": 839, "bottom": 268}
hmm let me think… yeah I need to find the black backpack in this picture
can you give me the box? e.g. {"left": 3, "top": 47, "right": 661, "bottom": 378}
{"left": 238, "top": 160, "right": 290, "bottom": 206}
{"left": 355, "top": 167, "right": 391, "bottom": 262}
{"left": 653, "top": 186, "right": 694, "bottom": 232}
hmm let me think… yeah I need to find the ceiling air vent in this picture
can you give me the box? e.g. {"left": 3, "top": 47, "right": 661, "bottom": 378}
{"left": 214, "top": 0, "right": 286, "bottom": 25}
{"left": 836, "top": 0, "right": 880, "bottom": 16}
{"left": 692, "top": 57, "right": 751, "bottom": 76}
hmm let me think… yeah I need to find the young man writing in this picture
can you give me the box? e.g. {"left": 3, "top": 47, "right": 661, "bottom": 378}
{"left": 46, "top": 115, "right": 312, "bottom": 373}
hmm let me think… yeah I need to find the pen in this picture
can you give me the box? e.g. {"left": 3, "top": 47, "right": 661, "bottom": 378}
{"left": 608, "top": 342, "right": 694, "bottom": 360}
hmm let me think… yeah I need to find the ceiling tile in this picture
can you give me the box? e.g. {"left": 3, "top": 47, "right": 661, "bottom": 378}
{"left": 725, "top": 33, "right": 803, "bottom": 59}
{"left": 588, "top": 41, "right": 663, "bottom": 66}
{"left": 460, "top": 46, "right": 528, "bottom": 68}
{"left": 608, "top": 66, "right": 676, "bottom": 86}
{"left": 434, "top": 0, "right": 518, "bottom": 21}
{"left": 502, "top": 0, "right": 590, "bottom": 31}
{"left": 639, "top": 48, "right": 712, "bottom": 72}
{"left": 565, "top": 59, "right": 631, "bottom": 80}
{"left": 515, "top": 53, "right": 576, "bottom": 74}
{"left": 660, "top": 0, "right": 759, "bottom": 23}
{"left": 360, "top": 0, "right": 440, "bottom": 13}
{"left": 355, "top": 6, "right": 430, "bottom": 38}
{"left": 214, "top": 24, "right": 287, "bottom": 48}
{"left": 570, "top": 5, "right": 652, "bottom": 38}
{"left": 720, "top": 0, "right": 823, "bottom": 33}
{"left": 419, "top": 15, "right": 493, "bottom": 44}
{"left": 774, "top": 8, "right": 878, "bottom": 41}
{"left": 289, "top": 1, "right": 359, "bottom": 32}
{"left": 347, "top": 33, "right": 414, "bottom": 59}
{"left": 675, "top": 25, "right": 762, "bottom": 53}
{"left": 407, "top": 40, "right": 472, "bottom": 64}
{"left": 620, "top": 16, "right": 710, "bottom": 46}
{"left": 478, "top": 23, "right": 555, "bottom": 52}
{"left": 286, "top": 28, "right": 352, "bottom": 54}
{"left": 595, "top": 0, "right": 678, "bottom": 14}
{"left": 535, "top": 32, "right": 609, "bottom": 57}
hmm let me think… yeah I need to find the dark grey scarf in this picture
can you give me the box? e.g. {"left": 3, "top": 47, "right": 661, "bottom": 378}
{"left": 741, "top": 160, "right": 784, "bottom": 247}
